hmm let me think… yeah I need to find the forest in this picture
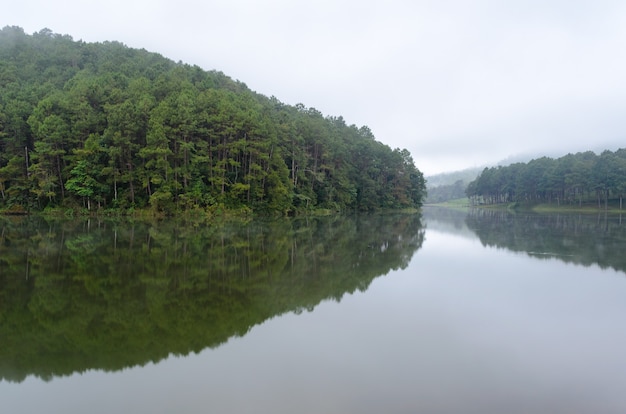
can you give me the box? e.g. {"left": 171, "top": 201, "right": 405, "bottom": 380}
{"left": 466, "top": 149, "right": 626, "bottom": 209}
{"left": 0, "top": 26, "right": 426, "bottom": 215}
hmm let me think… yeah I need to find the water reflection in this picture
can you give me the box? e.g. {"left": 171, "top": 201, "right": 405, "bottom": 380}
{"left": 2, "top": 210, "right": 626, "bottom": 414}
{"left": 423, "top": 207, "right": 626, "bottom": 274}
{"left": 0, "top": 214, "right": 424, "bottom": 382}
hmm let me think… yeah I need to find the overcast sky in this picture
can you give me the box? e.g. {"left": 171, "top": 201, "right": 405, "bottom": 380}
{"left": 5, "top": 0, "right": 626, "bottom": 175}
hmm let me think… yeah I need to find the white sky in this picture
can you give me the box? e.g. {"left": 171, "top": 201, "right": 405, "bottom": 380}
{"left": 5, "top": 0, "right": 626, "bottom": 175}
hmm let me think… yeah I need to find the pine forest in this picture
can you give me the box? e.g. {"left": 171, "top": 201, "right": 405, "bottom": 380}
{"left": 466, "top": 149, "right": 626, "bottom": 209}
{"left": 0, "top": 27, "right": 426, "bottom": 215}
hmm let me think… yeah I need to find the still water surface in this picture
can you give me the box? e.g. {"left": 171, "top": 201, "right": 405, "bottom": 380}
{"left": 1, "top": 208, "right": 626, "bottom": 413}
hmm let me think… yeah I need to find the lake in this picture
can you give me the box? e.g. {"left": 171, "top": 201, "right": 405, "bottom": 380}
{"left": 1, "top": 208, "right": 626, "bottom": 414}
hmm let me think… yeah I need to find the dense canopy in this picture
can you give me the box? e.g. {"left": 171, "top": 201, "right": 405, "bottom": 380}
{"left": 0, "top": 26, "right": 425, "bottom": 214}
{"left": 466, "top": 149, "right": 626, "bottom": 209}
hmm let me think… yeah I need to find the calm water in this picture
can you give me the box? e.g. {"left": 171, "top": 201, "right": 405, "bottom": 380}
{"left": 1, "top": 208, "right": 626, "bottom": 414}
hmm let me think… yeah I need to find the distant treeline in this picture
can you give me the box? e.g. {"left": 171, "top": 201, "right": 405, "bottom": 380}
{"left": 425, "top": 179, "right": 467, "bottom": 203}
{"left": 0, "top": 26, "right": 425, "bottom": 214}
{"left": 424, "top": 167, "right": 480, "bottom": 204}
{"left": 466, "top": 149, "right": 626, "bottom": 208}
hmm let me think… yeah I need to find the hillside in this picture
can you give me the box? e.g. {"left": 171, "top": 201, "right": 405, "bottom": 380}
{"left": 0, "top": 26, "right": 425, "bottom": 214}
{"left": 425, "top": 167, "right": 482, "bottom": 189}
{"left": 424, "top": 167, "right": 481, "bottom": 204}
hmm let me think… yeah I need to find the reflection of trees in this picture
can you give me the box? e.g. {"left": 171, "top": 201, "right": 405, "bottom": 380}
{"left": 0, "top": 214, "right": 424, "bottom": 383}
{"left": 465, "top": 209, "right": 626, "bottom": 273}
{"left": 422, "top": 206, "right": 472, "bottom": 235}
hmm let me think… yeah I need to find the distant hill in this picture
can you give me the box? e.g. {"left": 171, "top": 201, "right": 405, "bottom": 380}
{"left": 423, "top": 154, "right": 562, "bottom": 203}
{"left": 426, "top": 167, "right": 483, "bottom": 188}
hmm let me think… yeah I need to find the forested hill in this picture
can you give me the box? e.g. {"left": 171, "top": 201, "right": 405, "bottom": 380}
{"left": 466, "top": 149, "right": 626, "bottom": 208}
{"left": 0, "top": 26, "right": 425, "bottom": 214}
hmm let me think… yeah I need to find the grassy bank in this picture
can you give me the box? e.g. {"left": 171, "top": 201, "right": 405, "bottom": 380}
{"left": 425, "top": 198, "right": 626, "bottom": 214}
{"left": 472, "top": 201, "right": 625, "bottom": 214}
{"left": 529, "top": 203, "right": 625, "bottom": 214}
{"left": 424, "top": 198, "right": 471, "bottom": 210}
{"left": 0, "top": 204, "right": 423, "bottom": 220}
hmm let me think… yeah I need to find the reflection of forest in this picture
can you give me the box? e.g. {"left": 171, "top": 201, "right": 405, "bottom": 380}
{"left": 0, "top": 214, "right": 424, "bottom": 382}
{"left": 464, "top": 209, "right": 626, "bottom": 273}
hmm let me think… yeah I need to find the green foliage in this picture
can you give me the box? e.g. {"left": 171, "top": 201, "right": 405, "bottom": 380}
{"left": 466, "top": 149, "right": 626, "bottom": 209}
{"left": 0, "top": 27, "right": 425, "bottom": 214}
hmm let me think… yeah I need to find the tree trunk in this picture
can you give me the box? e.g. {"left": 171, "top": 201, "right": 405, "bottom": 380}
{"left": 598, "top": 191, "right": 601, "bottom": 209}
{"left": 56, "top": 154, "right": 65, "bottom": 199}
{"left": 128, "top": 158, "right": 135, "bottom": 204}
{"left": 114, "top": 173, "right": 118, "bottom": 201}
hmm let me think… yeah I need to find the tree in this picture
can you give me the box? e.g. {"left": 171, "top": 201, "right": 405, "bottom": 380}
{"left": 65, "top": 160, "right": 97, "bottom": 210}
